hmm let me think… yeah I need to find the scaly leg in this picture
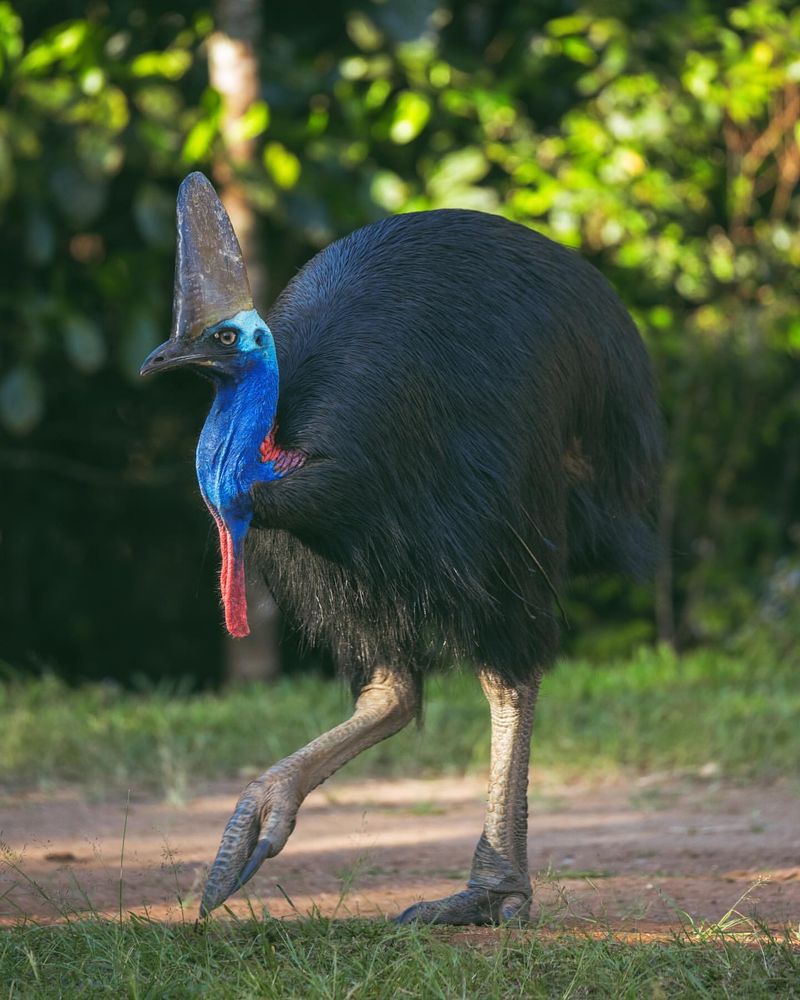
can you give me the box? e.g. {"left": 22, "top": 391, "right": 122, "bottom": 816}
{"left": 396, "top": 669, "right": 541, "bottom": 925}
{"left": 200, "top": 666, "right": 418, "bottom": 916}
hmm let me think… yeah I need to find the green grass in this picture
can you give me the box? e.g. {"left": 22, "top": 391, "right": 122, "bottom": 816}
{"left": 1, "top": 917, "right": 798, "bottom": 999}
{"left": 1, "top": 645, "right": 798, "bottom": 799}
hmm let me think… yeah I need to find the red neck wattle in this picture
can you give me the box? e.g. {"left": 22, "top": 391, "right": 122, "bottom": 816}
{"left": 200, "top": 423, "right": 306, "bottom": 639}
{"left": 208, "top": 506, "right": 250, "bottom": 638}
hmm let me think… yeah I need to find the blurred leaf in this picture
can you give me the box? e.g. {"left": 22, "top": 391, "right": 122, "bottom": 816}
{"left": 181, "top": 90, "right": 222, "bottom": 163}
{"left": 80, "top": 66, "right": 105, "bottom": 96}
{"left": 0, "top": 1, "right": 23, "bottom": 74}
{"left": 131, "top": 49, "right": 192, "bottom": 81}
{"left": 0, "top": 366, "right": 44, "bottom": 434}
{"left": 372, "top": 0, "right": 439, "bottom": 43}
{"left": 427, "top": 147, "right": 488, "bottom": 196}
{"left": 389, "top": 91, "right": 431, "bottom": 144}
{"left": 63, "top": 315, "right": 106, "bottom": 374}
{"left": 19, "top": 20, "right": 88, "bottom": 74}
{"left": 562, "top": 36, "right": 596, "bottom": 66}
{"left": 181, "top": 117, "right": 217, "bottom": 162}
{"left": 231, "top": 100, "right": 270, "bottom": 143}
{"left": 134, "top": 84, "right": 183, "bottom": 123}
{"left": 23, "top": 210, "right": 56, "bottom": 265}
{"left": 263, "top": 141, "right": 300, "bottom": 189}
{"left": 346, "top": 11, "right": 383, "bottom": 52}
{"left": 365, "top": 78, "right": 392, "bottom": 110}
{"left": 370, "top": 170, "right": 409, "bottom": 210}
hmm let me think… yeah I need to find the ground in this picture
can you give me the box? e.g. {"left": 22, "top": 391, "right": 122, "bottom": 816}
{"left": 2, "top": 772, "right": 798, "bottom": 932}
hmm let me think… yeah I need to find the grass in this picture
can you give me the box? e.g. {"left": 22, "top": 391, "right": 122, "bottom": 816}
{"left": 1, "top": 645, "right": 798, "bottom": 996}
{"left": 1, "top": 916, "right": 798, "bottom": 998}
{"left": 2, "top": 829, "right": 798, "bottom": 997}
{"left": 1, "top": 645, "right": 798, "bottom": 799}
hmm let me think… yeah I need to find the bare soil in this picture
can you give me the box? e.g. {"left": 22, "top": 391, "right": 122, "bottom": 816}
{"left": 2, "top": 774, "right": 798, "bottom": 932}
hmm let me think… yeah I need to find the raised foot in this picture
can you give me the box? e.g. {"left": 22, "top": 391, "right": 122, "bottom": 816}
{"left": 199, "top": 768, "right": 302, "bottom": 917}
{"left": 395, "top": 888, "right": 531, "bottom": 926}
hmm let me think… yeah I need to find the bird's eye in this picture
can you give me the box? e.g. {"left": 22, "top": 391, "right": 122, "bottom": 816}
{"left": 215, "top": 328, "right": 238, "bottom": 347}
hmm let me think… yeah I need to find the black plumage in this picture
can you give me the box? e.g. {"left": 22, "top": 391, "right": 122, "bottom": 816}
{"left": 246, "top": 209, "right": 662, "bottom": 689}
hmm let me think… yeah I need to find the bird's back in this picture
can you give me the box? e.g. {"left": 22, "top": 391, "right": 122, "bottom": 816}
{"left": 249, "top": 210, "right": 661, "bottom": 683}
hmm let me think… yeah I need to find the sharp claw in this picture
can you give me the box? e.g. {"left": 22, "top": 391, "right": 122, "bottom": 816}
{"left": 198, "top": 776, "right": 298, "bottom": 917}
{"left": 199, "top": 797, "right": 262, "bottom": 916}
{"left": 238, "top": 838, "right": 273, "bottom": 887}
{"left": 199, "top": 881, "right": 227, "bottom": 917}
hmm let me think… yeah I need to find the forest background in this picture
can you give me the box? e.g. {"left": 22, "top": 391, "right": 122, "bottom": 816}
{"left": 1, "top": 0, "right": 798, "bottom": 685}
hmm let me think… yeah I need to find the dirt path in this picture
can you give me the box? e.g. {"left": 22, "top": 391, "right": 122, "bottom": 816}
{"left": 2, "top": 774, "right": 798, "bottom": 931}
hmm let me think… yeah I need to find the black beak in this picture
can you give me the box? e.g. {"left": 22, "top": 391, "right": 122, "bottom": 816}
{"left": 140, "top": 339, "right": 220, "bottom": 376}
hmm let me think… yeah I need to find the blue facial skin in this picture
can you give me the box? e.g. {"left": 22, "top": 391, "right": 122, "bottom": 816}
{"left": 195, "top": 308, "right": 282, "bottom": 558}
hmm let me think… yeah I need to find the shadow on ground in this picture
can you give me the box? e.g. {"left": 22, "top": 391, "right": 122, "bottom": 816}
{"left": 2, "top": 774, "right": 798, "bottom": 930}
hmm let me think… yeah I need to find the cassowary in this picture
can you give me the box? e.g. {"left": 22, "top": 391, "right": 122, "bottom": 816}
{"left": 141, "top": 172, "right": 662, "bottom": 924}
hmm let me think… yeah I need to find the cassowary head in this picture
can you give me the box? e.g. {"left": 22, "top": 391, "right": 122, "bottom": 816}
{"left": 140, "top": 172, "right": 294, "bottom": 638}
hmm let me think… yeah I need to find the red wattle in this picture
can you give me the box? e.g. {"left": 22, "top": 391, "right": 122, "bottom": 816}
{"left": 208, "top": 506, "right": 250, "bottom": 638}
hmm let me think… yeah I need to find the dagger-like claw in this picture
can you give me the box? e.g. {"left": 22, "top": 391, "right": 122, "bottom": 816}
{"left": 199, "top": 768, "right": 301, "bottom": 916}
{"left": 238, "top": 837, "right": 274, "bottom": 887}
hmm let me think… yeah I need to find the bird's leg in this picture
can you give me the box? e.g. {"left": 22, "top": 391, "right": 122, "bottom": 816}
{"left": 200, "top": 666, "right": 418, "bottom": 916}
{"left": 397, "top": 669, "right": 541, "bottom": 925}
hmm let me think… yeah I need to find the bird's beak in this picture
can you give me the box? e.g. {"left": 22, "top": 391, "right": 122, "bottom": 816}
{"left": 140, "top": 338, "right": 220, "bottom": 376}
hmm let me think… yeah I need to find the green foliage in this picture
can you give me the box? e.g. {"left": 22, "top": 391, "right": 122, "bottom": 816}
{"left": 0, "top": 917, "right": 798, "bottom": 998}
{"left": 1, "top": 644, "right": 797, "bottom": 798}
{"left": 1, "top": 1, "right": 799, "bottom": 680}
{"left": 0, "top": 2, "right": 214, "bottom": 395}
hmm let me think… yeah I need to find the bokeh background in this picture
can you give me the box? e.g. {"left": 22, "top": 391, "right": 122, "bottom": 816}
{"left": 1, "top": 0, "right": 798, "bottom": 687}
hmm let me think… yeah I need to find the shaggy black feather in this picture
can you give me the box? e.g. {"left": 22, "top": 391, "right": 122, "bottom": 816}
{"left": 246, "top": 210, "right": 662, "bottom": 689}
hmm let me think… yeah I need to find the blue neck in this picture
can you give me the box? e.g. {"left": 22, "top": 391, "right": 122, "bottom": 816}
{"left": 196, "top": 312, "right": 281, "bottom": 553}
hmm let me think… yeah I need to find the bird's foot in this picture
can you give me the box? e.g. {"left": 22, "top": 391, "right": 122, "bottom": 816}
{"left": 394, "top": 887, "right": 531, "bottom": 926}
{"left": 199, "top": 767, "right": 302, "bottom": 917}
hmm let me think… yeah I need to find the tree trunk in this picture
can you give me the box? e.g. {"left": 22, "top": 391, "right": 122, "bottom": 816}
{"left": 209, "top": 0, "right": 280, "bottom": 683}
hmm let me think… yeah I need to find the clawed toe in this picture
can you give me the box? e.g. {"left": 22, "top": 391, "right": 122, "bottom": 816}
{"left": 395, "top": 888, "right": 531, "bottom": 926}
{"left": 200, "top": 796, "right": 262, "bottom": 916}
{"left": 200, "top": 772, "right": 301, "bottom": 917}
{"left": 497, "top": 892, "right": 531, "bottom": 922}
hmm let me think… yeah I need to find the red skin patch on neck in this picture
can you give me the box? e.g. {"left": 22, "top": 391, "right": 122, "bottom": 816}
{"left": 207, "top": 505, "right": 250, "bottom": 638}
{"left": 204, "top": 424, "right": 304, "bottom": 639}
